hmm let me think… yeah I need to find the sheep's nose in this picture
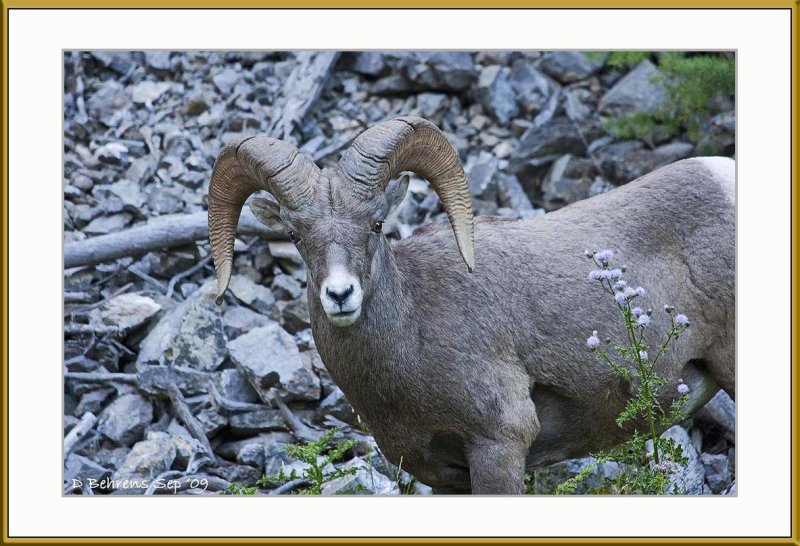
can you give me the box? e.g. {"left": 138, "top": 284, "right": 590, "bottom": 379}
{"left": 326, "top": 285, "right": 354, "bottom": 305}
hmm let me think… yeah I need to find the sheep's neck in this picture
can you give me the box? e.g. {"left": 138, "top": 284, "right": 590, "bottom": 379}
{"left": 308, "top": 241, "right": 410, "bottom": 398}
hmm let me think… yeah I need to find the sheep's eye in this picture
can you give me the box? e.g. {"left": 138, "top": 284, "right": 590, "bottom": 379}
{"left": 372, "top": 221, "right": 383, "bottom": 234}
{"left": 288, "top": 230, "right": 301, "bottom": 244}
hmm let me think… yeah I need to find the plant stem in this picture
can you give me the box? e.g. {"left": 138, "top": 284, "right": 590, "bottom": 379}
{"left": 624, "top": 310, "right": 660, "bottom": 464}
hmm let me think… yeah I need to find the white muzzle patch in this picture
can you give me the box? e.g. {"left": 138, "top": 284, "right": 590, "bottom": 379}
{"left": 320, "top": 267, "right": 363, "bottom": 327}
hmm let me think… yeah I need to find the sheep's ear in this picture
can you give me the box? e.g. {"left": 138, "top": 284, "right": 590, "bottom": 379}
{"left": 385, "top": 175, "right": 410, "bottom": 212}
{"left": 249, "top": 197, "right": 284, "bottom": 231}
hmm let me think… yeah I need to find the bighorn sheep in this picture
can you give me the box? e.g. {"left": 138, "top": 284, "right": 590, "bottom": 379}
{"left": 208, "top": 116, "right": 735, "bottom": 494}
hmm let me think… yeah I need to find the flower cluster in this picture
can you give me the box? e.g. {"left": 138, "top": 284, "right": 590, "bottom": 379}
{"left": 577, "top": 249, "right": 695, "bottom": 487}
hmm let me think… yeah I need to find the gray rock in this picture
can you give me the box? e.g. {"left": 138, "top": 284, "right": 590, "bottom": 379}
{"left": 136, "top": 281, "right": 227, "bottom": 372}
{"left": 144, "top": 51, "right": 172, "bottom": 71}
{"left": 91, "top": 51, "right": 138, "bottom": 75}
{"left": 212, "top": 67, "right": 241, "bottom": 95}
{"left": 465, "top": 151, "right": 499, "bottom": 200}
{"left": 86, "top": 80, "right": 131, "bottom": 127}
{"left": 105, "top": 178, "right": 145, "bottom": 210}
{"left": 563, "top": 87, "right": 593, "bottom": 122}
{"left": 71, "top": 172, "right": 94, "bottom": 192}
{"left": 271, "top": 273, "right": 304, "bottom": 301}
{"left": 97, "top": 394, "right": 153, "bottom": 446}
{"left": 195, "top": 405, "right": 228, "bottom": 436}
{"left": 541, "top": 154, "right": 594, "bottom": 209}
{"left": 316, "top": 387, "right": 358, "bottom": 426}
{"left": 95, "top": 142, "right": 130, "bottom": 167}
{"left": 695, "top": 389, "right": 735, "bottom": 435}
{"left": 268, "top": 241, "right": 304, "bottom": 266}
{"left": 223, "top": 306, "right": 272, "bottom": 338}
{"left": 321, "top": 457, "right": 400, "bottom": 495}
{"left": 88, "top": 293, "right": 161, "bottom": 333}
{"left": 137, "top": 365, "right": 212, "bottom": 397}
{"left": 131, "top": 81, "right": 172, "bottom": 107}
{"left": 428, "top": 52, "right": 477, "bottom": 91}
{"left": 599, "top": 140, "right": 694, "bottom": 184}
{"left": 74, "top": 387, "right": 114, "bottom": 417}
{"left": 695, "top": 111, "right": 735, "bottom": 156}
{"left": 228, "top": 409, "right": 286, "bottom": 435}
{"left": 511, "top": 118, "right": 590, "bottom": 172}
{"left": 217, "top": 432, "right": 292, "bottom": 467}
{"left": 83, "top": 213, "right": 132, "bottom": 235}
{"left": 414, "top": 93, "right": 448, "bottom": 119}
{"left": 228, "top": 274, "right": 276, "bottom": 314}
{"left": 90, "top": 446, "right": 129, "bottom": 471}
{"left": 113, "top": 431, "right": 177, "bottom": 491}
{"left": 588, "top": 177, "right": 615, "bottom": 197}
{"left": 302, "top": 349, "right": 335, "bottom": 397}
{"left": 599, "top": 60, "right": 668, "bottom": 116}
{"left": 215, "top": 368, "right": 261, "bottom": 404}
{"left": 475, "top": 65, "right": 519, "bottom": 126}
{"left": 393, "top": 52, "right": 477, "bottom": 91}
{"left": 228, "top": 323, "right": 321, "bottom": 402}
{"left": 352, "top": 52, "right": 386, "bottom": 77}
{"left": 166, "top": 420, "right": 204, "bottom": 467}
{"left": 497, "top": 173, "right": 535, "bottom": 213}
{"left": 539, "top": 51, "right": 601, "bottom": 83}
{"left": 64, "top": 454, "right": 113, "bottom": 491}
{"left": 274, "top": 298, "right": 311, "bottom": 334}
{"left": 654, "top": 425, "right": 706, "bottom": 495}
{"left": 509, "top": 62, "right": 553, "bottom": 114}
{"left": 140, "top": 247, "right": 199, "bottom": 279}
{"left": 701, "top": 453, "right": 731, "bottom": 494}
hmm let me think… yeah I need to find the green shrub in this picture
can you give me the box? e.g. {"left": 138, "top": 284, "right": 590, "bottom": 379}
{"left": 555, "top": 250, "right": 692, "bottom": 495}
{"left": 257, "top": 427, "right": 360, "bottom": 495}
{"left": 601, "top": 52, "right": 734, "bottom": 142}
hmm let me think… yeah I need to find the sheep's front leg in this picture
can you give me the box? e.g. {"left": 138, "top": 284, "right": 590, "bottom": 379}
{"left": 467, "top": 395, "right": 540, "bottom": 495}
{"left": 467, "top": 438, "right": 529, "bottom": 494}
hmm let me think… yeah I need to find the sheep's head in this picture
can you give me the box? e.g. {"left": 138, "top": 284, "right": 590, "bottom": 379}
{"left": 207, "top": 116, "right": 474, "bottom": 327}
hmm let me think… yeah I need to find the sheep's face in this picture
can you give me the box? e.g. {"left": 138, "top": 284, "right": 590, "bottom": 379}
{"left": 250, "top": 171, "right": 408, "bottom": 328}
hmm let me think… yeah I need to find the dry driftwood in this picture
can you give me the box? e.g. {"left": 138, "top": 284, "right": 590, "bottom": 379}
{"left": 64, "top": 208, "right": 287, "bottom": 269}
{"left": 64, "top": 411, "right": 97, "bottom": 456}
{"left": 266, "top": 51, "right": 340, "bottom": 140}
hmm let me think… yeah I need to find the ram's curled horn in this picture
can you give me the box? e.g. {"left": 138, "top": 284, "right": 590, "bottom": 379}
{"left": 337, "top": 116, "right": 475, "bottom": 272}
{"left": 208, "top": 136, "right": 319, "bottom": 304}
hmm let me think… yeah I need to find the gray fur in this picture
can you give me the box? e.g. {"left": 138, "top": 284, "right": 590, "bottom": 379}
{"left": 252, "top": 157, "right": 735, "bottom": 494}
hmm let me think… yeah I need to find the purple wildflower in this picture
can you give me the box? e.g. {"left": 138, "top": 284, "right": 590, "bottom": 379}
{"left": 632, "top": 307, "right": 644, "bottom": 317}
{"left": 596, "top": 250, "right": 614, "bottom": 263}
{"left": 636, "top": 315, "right": 651, "bottom": 327}
{"left": 635, "top": 287, "right": 646, "bottom": 297}
{"left": 615, "top": 293, "right": 628, "bottom": 306}
{"left": 606, "top": 269, "right": 623, "bottom": 280}
{"left": 677, "top": 383, "right": 690, "bottom": 395}
{"left": 623, "top": 287, "right": 638, "bottom": 300}
{"left": 639, "top": 350, "right": 649, "bottom": 361}
{"left": 613, "top": 280, "right": 627, "bottom": 292}
{"left": 589, "top": 270, "right": 603, "bottom": 280}
{"left": 675, "top": 314, "right": 690, "bottom": 327}
{"left": 586, "top": 331, "right": 600, "bottom": 350}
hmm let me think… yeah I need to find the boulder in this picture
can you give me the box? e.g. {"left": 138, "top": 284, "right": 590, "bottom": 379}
{"left": 112, "top": 431, "right": 177, "bottom": 492}
{"left": 136, "top": 281, "right": 227, "bottom": 372}
{"left": 599, "top": 60, "right": 668, "bottom": 116}
{"left": 701, "top": 453, "right": 732, "bottom": 494}
{"left": 539, "top": 51, "right": 601, "bottom": 83}
{"left": 475, "top": 65, "right": 519, "bottom": 125}
{"left": 228, "top": 323, "right": 321, "bottom": 402}
{"left": 97, "top": 394, "right": 153, "bottom": 446}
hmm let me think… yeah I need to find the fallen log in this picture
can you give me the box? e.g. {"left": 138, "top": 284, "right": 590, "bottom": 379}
{"left": 266, "top": 51, "right": 340, "bottom": 140}
{"left": 64, "top": 208, "right": 287, "bottom": 269}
